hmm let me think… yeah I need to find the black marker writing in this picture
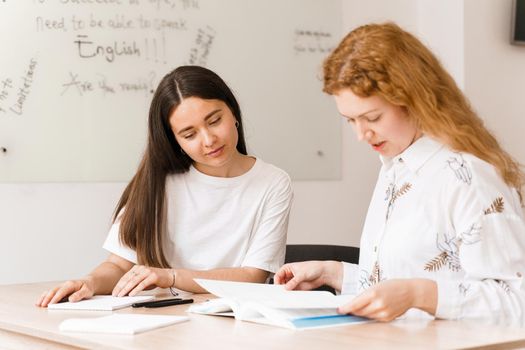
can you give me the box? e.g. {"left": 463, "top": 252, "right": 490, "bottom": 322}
{"left": 61, "top": 72, "right": 93, "bottom": 96}
{"left": 9, "top": 58, "right": 37, "bottom": 116}
{"left": 74, "top": 34, "right": 141, "bottom": 62}
{"left": 294, "top": 29, "right": 334, "bottom": 55}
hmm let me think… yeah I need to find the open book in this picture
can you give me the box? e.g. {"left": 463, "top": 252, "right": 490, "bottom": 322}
{"left": 188, "top": 279, "right": 370, "bottom": 330}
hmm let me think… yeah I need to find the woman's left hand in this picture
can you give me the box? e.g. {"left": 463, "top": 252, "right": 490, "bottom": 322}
{"left": 338, "top": 279, "right": 437, "bottom": 322}
{"left": 112, "top": 265, "right": 173, "bottom": 297}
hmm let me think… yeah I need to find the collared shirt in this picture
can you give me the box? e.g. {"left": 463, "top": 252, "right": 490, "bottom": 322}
{"left": 341, "top": 136, "right": 525, "bottom": 321}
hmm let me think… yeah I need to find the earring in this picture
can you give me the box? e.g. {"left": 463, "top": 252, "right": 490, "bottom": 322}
{"left": 235, "top": 120, "right": 239, "bottom": 128}
{"left": 180, "top": 148, "right": 186, "bottom": 155}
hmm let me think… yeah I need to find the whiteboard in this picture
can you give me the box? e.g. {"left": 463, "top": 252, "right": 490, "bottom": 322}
{"left": 0, "top": 0, "right": 341, "bottom": 182}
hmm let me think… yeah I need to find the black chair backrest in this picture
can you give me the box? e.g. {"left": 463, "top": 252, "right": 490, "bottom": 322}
{"left": 284, "top": 244, "right": 359, "bottom": 265}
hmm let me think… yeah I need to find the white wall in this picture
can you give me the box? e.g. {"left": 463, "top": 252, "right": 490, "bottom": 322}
{"left": 464, "top": 0, "right": 525, "bottom": 167}
{"left": 2, "top": 0, "right": 522, "bottom": 285}
{"left": 416, "top": 0, "right": 465, "bottom": 89}
{"left": 0, "top": 184, "right": 123, "bottom": 284}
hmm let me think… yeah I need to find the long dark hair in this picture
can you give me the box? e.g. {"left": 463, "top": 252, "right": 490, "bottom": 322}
{"left": 114, "top": 66, "right": 248, "bottom": 267}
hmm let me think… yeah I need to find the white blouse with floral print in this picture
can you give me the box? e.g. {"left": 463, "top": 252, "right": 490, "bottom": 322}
{"left": 341, "top": 136, "right": 525, "bottom": 321}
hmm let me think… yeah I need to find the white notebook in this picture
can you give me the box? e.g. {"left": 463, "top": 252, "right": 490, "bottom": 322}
{"left": 59, "top": 314, "right": 189, "bottom": 334}
{"left": 48, "top": 295, "right": 155, "bottom": 311}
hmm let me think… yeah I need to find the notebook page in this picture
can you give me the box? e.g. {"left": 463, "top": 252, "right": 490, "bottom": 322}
{"left": 59, "top": 314, "right": 189, "bottom": 334}
{"left": 48, "top": 295, "right": 154, "bottom": 311}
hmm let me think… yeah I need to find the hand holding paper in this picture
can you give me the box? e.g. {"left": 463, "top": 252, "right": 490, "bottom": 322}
{"left": 274, "top": 260, "right": 342, "bottom": 292}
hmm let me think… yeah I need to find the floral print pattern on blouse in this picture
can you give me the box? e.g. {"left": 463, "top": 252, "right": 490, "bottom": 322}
{"left": 341, "top": 136, "right": 525, "bottom": 322}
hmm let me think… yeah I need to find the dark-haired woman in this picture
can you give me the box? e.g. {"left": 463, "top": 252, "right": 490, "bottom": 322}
{"left": 37, "top": 66, "right": 292, "bottom": 306}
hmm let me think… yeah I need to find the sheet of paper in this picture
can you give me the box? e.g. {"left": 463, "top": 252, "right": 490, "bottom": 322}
{"left": 188, "top": 298, "right": 236, "bottom": 315}
{"left": 48, "top": 295, "right": 155, "bottom": 311}
{"left": 194, "top": 279, "right": 354, "bottom": 308}
{"left": 59, "top": 314, "right": 189, "bottom": 334}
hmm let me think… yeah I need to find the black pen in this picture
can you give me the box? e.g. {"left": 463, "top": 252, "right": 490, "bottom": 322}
{"left": 131, "top": 298, "right": 181, "bottom": 308}
{"left": 144, "top": 298, "right": 194, "bottom": 308}
{"left": 132, "top": 298, "right": 194, "bottom": 308}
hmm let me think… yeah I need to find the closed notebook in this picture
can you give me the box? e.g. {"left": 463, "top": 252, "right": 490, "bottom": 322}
{"left": 59, "top": 314, "right": 189, "bottom": 334}
{"left": 48, "top": 295, "right": 155, "bottom": 311}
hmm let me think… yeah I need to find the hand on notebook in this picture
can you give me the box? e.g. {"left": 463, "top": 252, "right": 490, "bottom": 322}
{"left": 35, "top": 255, "right": 174, "bottom": 308}
{"left": 274, "top": 261, "right": 343, "bottom": 292}
{"left": 36, "top": 277, "right": 96, "bottom": 308}
{"left": 112, "top": 265, "right": 174, "bottom": 297}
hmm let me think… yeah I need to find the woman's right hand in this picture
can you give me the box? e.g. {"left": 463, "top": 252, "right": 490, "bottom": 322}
{"left": 35, "top": 277, "right": 95, "bottom": 308}
{"left": 274, "top": 260, "right": 343, "bottom": 291}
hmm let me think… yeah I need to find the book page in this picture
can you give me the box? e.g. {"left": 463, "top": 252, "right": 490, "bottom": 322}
{"left": 187, "top": 298, "right": 237, "bottom": 317}
{"left": 194, "top": 279, "right": 354, "bottom": 308}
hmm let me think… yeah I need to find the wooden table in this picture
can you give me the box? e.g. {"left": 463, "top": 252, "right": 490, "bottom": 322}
{"left": 2, "top": 282, "right": 525, "bottom": 349}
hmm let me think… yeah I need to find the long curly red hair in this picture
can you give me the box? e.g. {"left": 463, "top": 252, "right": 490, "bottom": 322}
{"left": 323, "top": 22, "right": 523, "bottom": 201}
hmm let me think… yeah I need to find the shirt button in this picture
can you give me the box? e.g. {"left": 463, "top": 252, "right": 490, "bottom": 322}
{"left": 517, "top": 272, "right": 523, "bottom": 278}
{"left": 373, "top": 246, "right": 377, "bottom": 252}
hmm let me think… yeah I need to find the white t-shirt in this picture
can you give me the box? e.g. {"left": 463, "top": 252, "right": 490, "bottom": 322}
{"left": 103, "top": 158, "right": 293, "bottom": 273}
{"left": 341, "top": 136, "right": 525, "bottom": 322}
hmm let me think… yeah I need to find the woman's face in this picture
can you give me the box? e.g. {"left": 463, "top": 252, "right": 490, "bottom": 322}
{"left": 333, "top": 88, "right": 421, "bottom": 157}
{"left": 169, "top": 97, "right": 240, "bottom": 176}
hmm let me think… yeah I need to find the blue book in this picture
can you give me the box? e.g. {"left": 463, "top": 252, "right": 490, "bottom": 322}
{"left": 291, "top": 314, "right": 370, "bottom": 329}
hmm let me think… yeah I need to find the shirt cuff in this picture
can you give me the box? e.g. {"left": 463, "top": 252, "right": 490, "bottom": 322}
{"left": 340, "top": 262, "right": 359, "bottom": 295}
{"left": 435, "top": 279, "right": 461, "bottom": 319}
